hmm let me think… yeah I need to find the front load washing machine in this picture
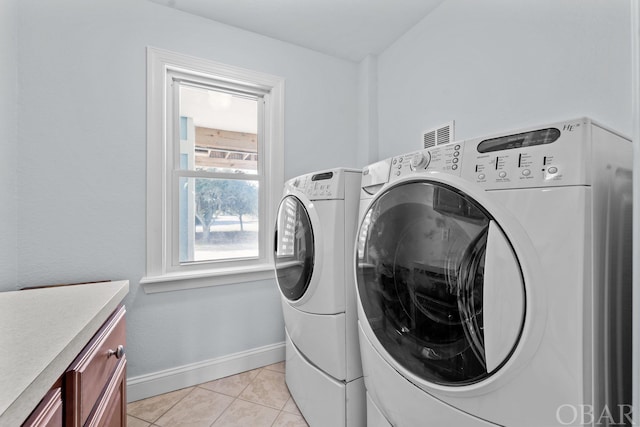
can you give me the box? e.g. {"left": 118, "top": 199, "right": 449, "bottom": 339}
{"left": 355, "top": 118, "right": 632, "bottom": 426}
{"left": 274, "top": 167, "right": 365, "bottom": 427}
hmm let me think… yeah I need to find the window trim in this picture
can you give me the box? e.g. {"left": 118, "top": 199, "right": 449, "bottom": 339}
{"left": 142, "top": 47, "right": 284, "bottom": 293}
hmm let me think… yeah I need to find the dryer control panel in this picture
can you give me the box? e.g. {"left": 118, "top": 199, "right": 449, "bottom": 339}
{"left": 284, "top": 168, "right": 361, "bottom": 200}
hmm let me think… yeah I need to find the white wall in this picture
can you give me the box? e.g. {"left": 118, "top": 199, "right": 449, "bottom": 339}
{"left": 16, "top": 0, "right": 358, "bottom": 384}
{"left": 0, "top": 0, "right": 18, "bottom": 291}
{"left": 377, "top": 0, "right": 632, "bottom": 159}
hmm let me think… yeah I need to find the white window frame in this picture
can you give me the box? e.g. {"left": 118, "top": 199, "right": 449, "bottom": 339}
{"left": 142, "top": 47, "right": 284, "bottom": 293}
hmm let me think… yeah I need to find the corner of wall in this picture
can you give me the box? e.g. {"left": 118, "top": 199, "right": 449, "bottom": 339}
{"left": 356, "top": 54, "right": 379, "bottom": 168}
{"left": 0, "top": 0, "right": 19, "bottom": 291}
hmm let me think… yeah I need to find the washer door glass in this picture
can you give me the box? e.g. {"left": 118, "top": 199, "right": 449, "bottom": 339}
{"left": 356, "top": 182, "right": 525, "bottom": 386}
{"left": 274, "top": 196, "right": 315, "bottom": 301}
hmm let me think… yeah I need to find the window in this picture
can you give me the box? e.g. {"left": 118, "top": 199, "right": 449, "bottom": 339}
{"left": 143, "top": 47, "right": 284, "bottom": 292}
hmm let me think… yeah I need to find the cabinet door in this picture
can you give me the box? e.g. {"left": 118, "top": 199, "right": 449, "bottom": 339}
{"left": 22, "top": 388, "right": 63, "bottom": 427}
{"left": 65, "top": 306, "right": 126, "bottom": 427}
{"left": 86, "top": 358, "right": 126, "bottom": 427}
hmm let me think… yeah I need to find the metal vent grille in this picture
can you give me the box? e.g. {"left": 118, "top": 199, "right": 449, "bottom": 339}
{"left": 437, "top": 125, "right": 450, "bottom": 145}
{"left": 423, "top": 131, "right": 436, "bottom": 148}
{"left": 423, "top": 121, "right": 455, "bottom": 148}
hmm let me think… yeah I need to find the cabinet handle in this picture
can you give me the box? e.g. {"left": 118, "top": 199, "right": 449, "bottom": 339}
{"left": 107, "top": 345, "right": 125, "bottom": 359}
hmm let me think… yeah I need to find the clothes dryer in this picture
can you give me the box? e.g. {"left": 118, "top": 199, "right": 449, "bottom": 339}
{"left": 355, "top": 118, "right": 632, "bottom": 426}
{"left": 274, "top": 168, "right": 365, "bottom": 427}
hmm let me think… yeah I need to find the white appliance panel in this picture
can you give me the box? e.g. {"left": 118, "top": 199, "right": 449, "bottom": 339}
{"left": 285, "top": 329, "right": 365, "bottom": 427}
{"left": 366, "top": 393, "right": 392, "bottom": 427}
{"left": 282, "top": 299, "right": 347, "bottom": 381}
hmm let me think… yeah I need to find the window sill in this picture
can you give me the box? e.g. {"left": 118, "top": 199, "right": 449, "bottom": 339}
{"left": 140, "top": 264, "right": 276, "bottom": 294}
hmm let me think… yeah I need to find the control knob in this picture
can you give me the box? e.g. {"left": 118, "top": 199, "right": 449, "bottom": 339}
{"left": 410, "top": 151, "right": 431, "bottom": 170}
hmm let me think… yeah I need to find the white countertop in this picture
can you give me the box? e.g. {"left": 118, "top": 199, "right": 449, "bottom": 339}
{"left": 0, "top": 280, "right": 129, "bottom": 426}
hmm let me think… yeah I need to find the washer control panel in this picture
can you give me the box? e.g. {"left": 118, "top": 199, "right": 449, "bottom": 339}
{"left": 471, "top": 151, "right": 562, "bottom": 187}
{"left": 462, "top": 120, "right": 590, "bottom": 189}
{"left": 391, "top": 143, "right": 463, "bottom": 178}
{"left": 387, "top": 118, "right": 594, "bottom": 190}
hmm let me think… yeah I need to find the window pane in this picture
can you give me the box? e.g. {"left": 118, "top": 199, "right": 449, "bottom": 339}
{"left": 179, "top": 177, "right": 259, "bottom": 263}
{"left": 179, "top": 85, "right": 258, "bottom": 175}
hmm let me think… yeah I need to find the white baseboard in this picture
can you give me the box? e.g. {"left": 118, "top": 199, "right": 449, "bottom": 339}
{"left": 126, "top": 341, "right": 285, "bottom": 403}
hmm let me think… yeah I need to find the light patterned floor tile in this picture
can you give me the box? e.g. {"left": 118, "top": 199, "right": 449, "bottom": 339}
{"left": 272, "top": 411, "right": 309, "bottom": 427}
{"left": 263, "top": 361, "right": 286, "bottom": 373}
{"left": 211, "top": 399, "right": 279, "bottom": 427}
{"left": 125, "top": 362, "right": 300, "bottom": 426}
{"left": 127, "top": 387, "right": 194, "bottom": 423}
{"left": 199, "top": 368, "right": 261, "bottom": 397}
{"left": 126, "top": 415, "right": 151, "bottom": 427}
{"left": 238, "top": 368, "right": 290, "bottom": 409}
{"left": 282, "top": 397, "right": 301, "bottom": 416}
{"left": 154, "top": 388, "right": 234, "bottom": 427}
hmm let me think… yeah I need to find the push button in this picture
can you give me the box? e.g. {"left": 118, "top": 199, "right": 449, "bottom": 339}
{"left": 522, "top": 169, "right": 531, "bottom": 176}
{"left": 548, "top": 166, "right": 558, "bottom": 174}
{"left": 498, "top": 171, "right": 507, "bottom": 178}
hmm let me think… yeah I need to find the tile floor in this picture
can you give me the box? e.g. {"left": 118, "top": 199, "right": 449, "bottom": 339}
{"left": 127, "top": 362, "right": 309, "bottom": 427}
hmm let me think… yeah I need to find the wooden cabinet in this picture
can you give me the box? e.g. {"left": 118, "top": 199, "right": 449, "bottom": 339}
{"left": 22, "top": 388, "right": 63, "bottom": 427}
{"left": 21, "top": 305, "right": 127, "bottom": 427}
{"left": 86, "top": 358, "right": 126, "bottom": 427}
{"left": 65, "top": 306, "right": 126, "bottom": 427}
